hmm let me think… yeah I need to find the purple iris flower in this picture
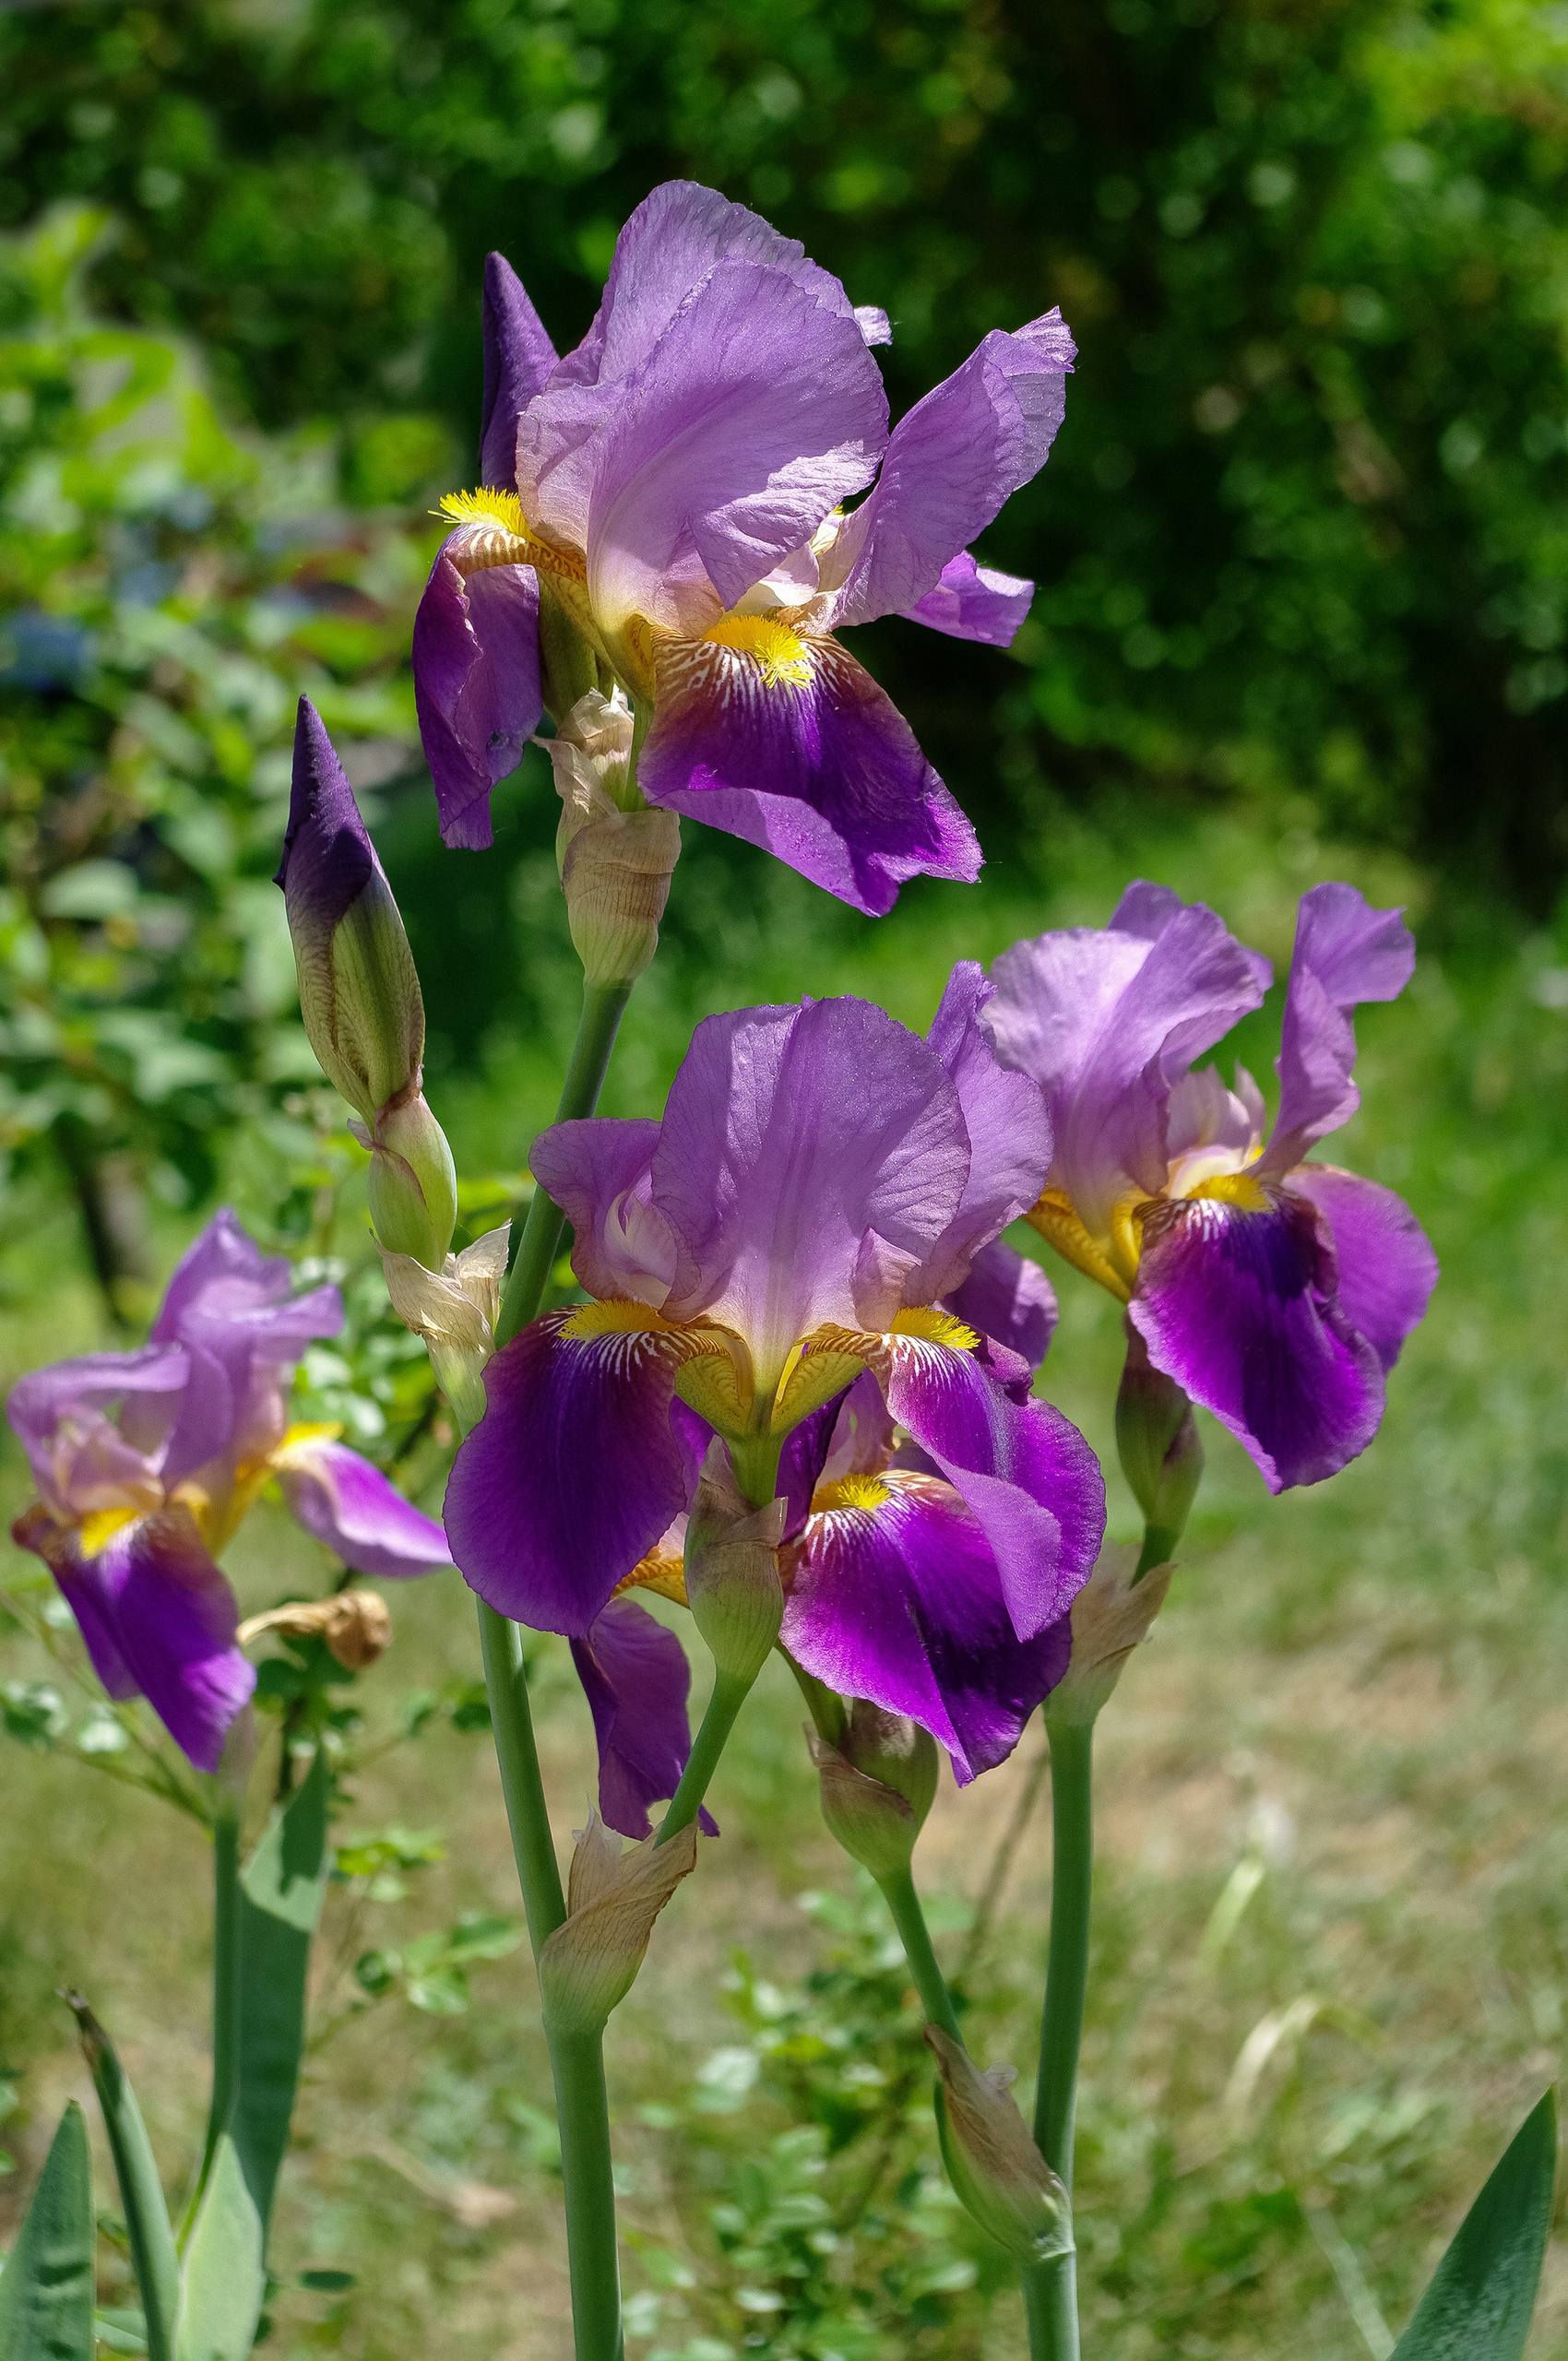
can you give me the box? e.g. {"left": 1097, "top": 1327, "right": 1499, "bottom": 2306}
{"left": 413, "top": 180, "right": 1074, "bottom": 914}
{"left": 444, "top": 972, "right": 1106, "bottom": 1831}
{"left": 7, "top": 1211, "right": 452, "bottom": 1771}
{"left": 985, "top": 883, "right": 1440, "bottom": 1491}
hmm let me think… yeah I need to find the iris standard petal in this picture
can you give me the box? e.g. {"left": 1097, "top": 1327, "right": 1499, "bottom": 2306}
{"left": 273, "top": 1436, "right": 452, "bottom": 1579}
{"left": 921, "top": 963, "right": 1053, "bottom": 1296}
{"left": 944, "top": 1241, "right": 1059, "bottom": 1379}
{"left": 647, "top": 999, "right": 971, "bottom": 1371}
{"left": 443, "top": 1308, "right": 704, "bottom": 1635}
{"left": 528, "top": 1117, "right": 675, "bottom": 1307}
{"left": 570, "top": 1595, "right": 704, "bottom": 1842}
{"left": 641, "top": 629, "right": 980, "bottom": 915}
{"left": 822, "top": 310, "right": 1075, "bottom": 628}
{"left": 1286, "top": 1164, "right": 1438, "bottom": 1373}
{"left": 481, "top": 251, "right": 559, "bottom": 490}
{"left": 874, "top": 1330, "right": 1105, "bottom": 1641}
{"left": 1261, "top": 884, "right": 1417, "bottom": 1173}
{"left": 412, "top": 544, "right": 544, "bottom": 849}
{"left": 781, "top": 1472, "right": 1072, "bottom": 1781}
{"left": 6, "top": 1347, "right": 186, "bottom": 1518}
{"left": 903, "top": 552, "right": 1034, "bottom": 647}
{"left": 1131, "top": 1185, "right": 1384, "bottom": 1490}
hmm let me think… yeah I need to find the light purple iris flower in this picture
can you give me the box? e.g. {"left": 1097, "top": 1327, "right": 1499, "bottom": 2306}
{"left": 443, "top": 973, "right": 1105, "bottom": 1830}
{"left": 7, "top": 1211, "right": 452, "bottom": 1771}
{"left": 413, "top": 180, "right": 1074, "bottom": 914}
{"left": 985, "top": 883, "right": 1439, "bottom": 1491}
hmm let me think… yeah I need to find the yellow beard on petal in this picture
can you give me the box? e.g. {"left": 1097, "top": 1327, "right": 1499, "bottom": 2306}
{"left": 77, "top": 1504, "right": 139, "bottom": 1558}
{"left": 702, "top": 612, "right": 814, "bottom": 689}
{"left": 889, "top": 1306, "right": 980, "bottom": 1353}
{"left": 813, "top": 1471, "right": 892, "bottom": 1514}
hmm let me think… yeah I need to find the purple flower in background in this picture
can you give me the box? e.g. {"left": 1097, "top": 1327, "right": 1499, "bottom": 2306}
{"left": 985, "top": 883, "right": 1439, "bottom": 1490}
{"left": 413, "top": 181, "right": 1074, "bottom": 913}
{"left": 444, "top": 969, "right": 1106, "bottom": 1831}
{"left": 7, "top": 1211, "right": 452, "bottom": 1770}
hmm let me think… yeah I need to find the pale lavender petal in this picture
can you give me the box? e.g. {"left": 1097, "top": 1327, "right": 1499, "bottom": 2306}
{"left": 444, "top": 1311, "right": 699, "bottom": 1635}
{"left": 275, "top": 1439, "right": 452, "bottom": 1579}
{"left": 1132, "top": 1187, "right": 1384, "bottom": 1490}
{"left": 880, "top": 1338, "right": 1104, "bottom": 1641}
{"left": 781, "top": 1473, "right": 1072, "bottom": 1781}
{"left": 903, "top": 552, "right": 1033, "bottom": 647}
{"left": 641, "top": 631, "right": 980, "bottom": 915}
{"left": 6, "top": 1347, "right": 185, "bottom": 1515}
{"left": 481, "top": 251, "right": 558, "bottom": 489}
{"left": 412, "top": 542, "right": 543, "bottom": 849}
{"left": 918, "top": 962, "right": 1052, "bottom": 1296}
{"left": 944, "top": 1242, "right": 1058, "bottom": 1377}
{"left": 1261, "top": 886, "right": 1417, "bottom": 1172}
{"left": 986, "top": 890, "right": 1270, "bottom": 1231}
{"left": 647, "top": 999, "right": 970, "bottom": 1373}
{"left": 570, "top": 1596, "right": 707, "bottom": 1842}
{"left": 823, "top": 311, "right": 1074, "bottom": 628}
{"left": 528, "top": 1118, "right": 675, "bottom": 1307}
{"left": 1286, "top": 1165, "right": 1438, "bottom": 1372}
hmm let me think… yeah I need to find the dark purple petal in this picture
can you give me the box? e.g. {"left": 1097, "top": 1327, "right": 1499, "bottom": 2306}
{"left": 920, "top": 962, "right": 1053, "bottom": 1296}
{"left": 481, "top": 252, "right": 558, "bottom": 489}
{"left": 1286, "top": 1165, "right": 1437, "bottom": 1372}
{"left": 412, "top": 542, "right": 543, "bottom": 849}
{"left": 1131, "top": 1186, "right": 1384, "bottom": 1490}
{"left": 641, "top": 631, "right": 980, "bottom": 915}
{"left": 986, "top": 888, "right": 1270, "bottom": 1231}
{"left": 823, "top": 312, "right": 1074, "bottom": 628}
{"left": 274, "top": 1438, "right": 452, "bottom": 1578}
{"left": 647, "top": 999, "right": 970, "bottom": 1369}
{"left": 528, "top": 1117, "right": 674, "bottom": 1306}
{"left": 444, "top": 1311, "right": 700, "bottom": 1635}
{"left": 781, "top": 1473, "right": 1072, "bottom": 1781}
{"left": 274, "top": 695, "right": 376, "bottom": 914}
{"left": 944, "top": 1241, "right": 1058, "bottom": 1378}
{"left": 15, "top": 1504, "right": 253, "bottom": 1772}
{"left": 570, "top": 1596, "right": 706, "bottom": 1841}
{"left": 879, "top": 1336, "right": 1104, "bottom": 1641}
{"left": 6, "top": 1347, "right": 185, "bottom": 1517}
{"left": 903, "top": 552, "right": 1033, "bottom": 647}
{"left": 1261, "top": 885, "right": 1417, "bottom": 1172}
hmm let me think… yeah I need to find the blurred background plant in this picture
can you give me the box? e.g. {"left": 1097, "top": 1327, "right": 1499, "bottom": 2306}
{"left": 1, "top": 0, "right": 1565, "bottom": 2354}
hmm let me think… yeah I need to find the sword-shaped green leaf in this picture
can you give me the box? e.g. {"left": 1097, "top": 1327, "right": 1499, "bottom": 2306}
{"left": 0, "top": 2101, "right": 95, "bottom": 2361}
{"left": 67, "top": 1993, "right": 179, "bottom": 2361}
{"left": 1391, "top": 2089, "right": 1558, "bottom": 2361}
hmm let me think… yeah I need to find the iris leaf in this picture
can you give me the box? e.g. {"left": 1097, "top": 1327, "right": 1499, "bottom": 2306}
{"left": 1390, "top": 2089, "right": 1557, "bottom": 2361}
{"left": 0, "top": 2101, "right": 95, "bottom": 2361}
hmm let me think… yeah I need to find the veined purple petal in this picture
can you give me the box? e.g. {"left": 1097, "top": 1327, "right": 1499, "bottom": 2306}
{"left": 641, "top": 630, "right": 980, "bottom": 915}
{"left": 822, "top": 311, "right": 1074, "bottom": 629}
{"left": 15, "top": 1504, "right": 253, "bottom": 1773}
{"left": 1131, "top": 1185, "right": 1384, "bottom": 1490}
{"left": 647, "top": 999, "right": 971, "bottom": 1375}
{"left": 1260, "top": 885, "right": 1417, "bottom": 1173}
{"left": 781, "top": 1472, "right": 1072, "bottom": 1781}
{"left": 274, "top": 1438, "right": 452, "bottom": 1579}
{"left": 570, "top": 1596, "right": 707, "bottom": 1842}
{"left": 1286, "top": 1165, "right": 1437, "bottom": 1372}
{"left": 6, "top": 1347, "right": 185, "bottom": 1519}
{"left": 944, "top": 1242, "right": 1058, "bottom": 1378}
{"left": 879, "top": 1335, "right": 1104, "bottom": 1641}
{"left": 481, "top": 252, "right": 558, "bottom": 489}
{"left": 528, "top": 1117, "right": 674, "bottom": 1307}
{"left": 412, "top": 541, "right": 543, "bottom": 849}
{"left": 919, "top": 963, "right": 1052, "bottom": 1297}
{"left": 903, "top": 552, "right": 1034, "bottom": 647}
{"left": 986, "top": 888, "right": 1270, "bottom": 1232}
{"left": 444, "top": 1310, "right": 700, "bottom": 1634}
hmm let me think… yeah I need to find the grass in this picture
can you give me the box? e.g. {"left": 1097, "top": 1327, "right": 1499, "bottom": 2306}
{"left": 1, "top": 781, "right": 1565, "bottom": 2356}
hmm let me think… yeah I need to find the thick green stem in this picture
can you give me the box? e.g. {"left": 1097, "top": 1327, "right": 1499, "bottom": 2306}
{"left": 494, "top": 979, "right": 632, "bottom": 1349}
{"left": 1134, "top": 1524, "right": 1179, "bottom": 1582}
{"left": 874, "top": 1865, "right": 962, "bottom": 2042}
{"left": 656, "top": 1670, "right": 752, "bottom": 1847}
{"left": 200, "top": 1801, "right": 241, "bottom": 2187}
{"left": 1023, "top": 1716, "right": 1094, "bottom": 2360}
{"left": 548, "top": 2027, "right": 623, "bottom": 2361}
{"left": 475, "top": 1602, "right": 566, "bottom": 1951}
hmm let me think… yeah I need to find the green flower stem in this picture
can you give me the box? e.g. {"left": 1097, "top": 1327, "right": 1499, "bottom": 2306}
{"left": 874, "top": 1864, "right": 963, "bottom": 2043}
{"left": 547, "top": 2026, "right": 624, "bottom": 2361}
{"left": 494, "top": 978, "right": 633, "bottom": 1351}
{"left": 474, "top": 1600, "right": 566, "bottom": 1951}
{"left": 1022, "top": 1715, "right": 1095, "bottom": 2361}
{"left": 198, "top": 1797, "right": 242, "bottom": 2192}
{"left": 1134, "top": 1524, "right": 1179, "bottom": 1581}
{"left": 655, "top": 1668, "right": 753, "bottom": 1847}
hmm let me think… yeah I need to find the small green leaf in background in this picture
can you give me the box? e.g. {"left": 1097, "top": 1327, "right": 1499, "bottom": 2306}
{"left": 0, "top": 2100, "right": 95, "bottom": 2361}
{"left": 1390, "top": 2089, "right": 1558, "bottom": 2361}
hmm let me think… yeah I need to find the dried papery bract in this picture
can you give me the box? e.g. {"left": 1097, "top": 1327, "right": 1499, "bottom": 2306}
{"left": 238, "top": 1589, "right": 394, "bottom": 1672}
{"left": 1045, "top": 1544, "right": 1173, "bottom": 1729}
{"left": 926, "top": 2027, "right": 1072, "bottom": 2265}
{"left": 546, "top": 691, "right": 683, "bottom": 990}
{"left": 683, "top": 1448, "right": 787, "bottom": 1685}
{"left": 381, "top": 1225, "right": 510, "bottom": 1431}
{"left": 539, "top": 1814, "right": 699, "bottom": 2035}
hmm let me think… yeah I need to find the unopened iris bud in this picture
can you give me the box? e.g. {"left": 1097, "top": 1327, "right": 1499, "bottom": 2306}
{"left": 810, "top": 1702, "right": 939, "bottom": 1881}
{"left": 380, "top": 1224, "right": 508, "bottom": 1432}
{"left": 360, "top": 1091, "right": 457, "bottom": 1273}
{"left": 1115, "top": 1321, "right": 1203, "bottom": 1559}
{"left": 926, "top": 2028, "right": 1072, "bottom": 2265}
{"left": 683, "top": 1448, "right": 786, "bottom": 1686}
{"left": 538, "top": 1813, "right": 697, "bottom": 2034}
{"left": 545, "top": 689, "right": 681, "bottom": 989}
{"left": 1045, "top": 1544, "right": 1173, "bottom": 1729}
